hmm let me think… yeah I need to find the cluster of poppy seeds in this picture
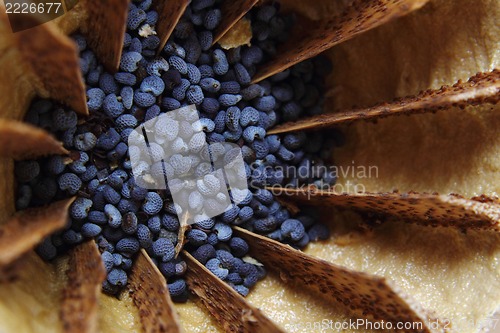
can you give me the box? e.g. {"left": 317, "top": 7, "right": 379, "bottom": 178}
{"left": 15, "top": 0, "right": 341, "bottom": 301}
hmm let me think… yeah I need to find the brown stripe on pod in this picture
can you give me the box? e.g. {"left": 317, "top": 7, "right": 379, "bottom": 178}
{"left": 0, "top": 255, "right": 25, "bottom": 283}
{"left": 0, "top": 119, "right": 68, "bottom": 159}
{"left": 268, "top": 69, "right": 500, "bottom": 134}
{"left": 13, "top": 22, "right": 87, "bottom": 115}
{"left": 0, "top": 8, "right": 33, "bottom": 119}
{"left": 175, "top": 212, "right": 191, "bottom": 258}
{"left": 212, "top": 0, "right": 259, "bottom": 45}
{"left": 252, "top": 0, "right": 429, "bottom": 83}
{"left": 128, "top": 250, "right": 183, "bottom": 333}
{"left": 60, "top": 240, "right": 106, "bottom": 333}
{"left": 0, "top": 197, "right": 75, "bottom": 267}
{"left": 183, "top": 251, "right": 286, "bottom": 333}
{"left": 153, "top": 0, "right": 190, "bottom": 53}
{"left": 80, "top": 0, "right": 130, "bottom": 73}
{"left": 234, "top": 227, "right": 450, "bottom": 333}
{"left": 268, "top": 187, "right": 500, "bottom": 231}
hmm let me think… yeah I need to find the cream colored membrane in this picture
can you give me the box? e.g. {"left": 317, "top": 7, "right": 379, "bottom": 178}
{"left": 0, "top": 252, "right": 142, "bottom": 333}
{"left": 327, "top": 1, "right": 500, "bottom": 109}
{"left": 0, "top": 253, "right": 62, "bottom": 332}
{"left": 176, "top": 299, "right": 224, "bottom": 332}
{"left": 328, "top": 1, "right": 500, "bottom": 197}
{"left": 97, "top": 293, "right": 142, "bottom": 333}
{"left": 309, "top": 0, "right": 500, "bottom": 332}
{"left": 218, "top": 18, "right": 252, "bottom": 50}
{"left": 332, "top": 104, "right": 500, "bottom": 197}
{"left": 247, "top": 0, "right": 500, "bottom": 332}
{"left": 1, "top": 0, "right": 500, "bottom": 332}
{"left": 245, "top": 272, "right": 381, "bottom": 333}
{"left": 175, "top": 277, "right": 381, "bottom": 333}
{"left": 308, "top": 213, "right": 500, "bottom": 333}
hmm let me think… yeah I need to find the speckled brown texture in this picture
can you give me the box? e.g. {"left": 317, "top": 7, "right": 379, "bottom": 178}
{"left": 0, "top": 119, "right": 68, "bottom": 159}
{"left": 269, "top": 69, "right": 500, "bottom": 134}
{"left": 0, "top": 10, "right": 33, "bottom": 121}
{"left": 212, "top": 0, "right": 259, "bottom": 45}
{"left": 183, "top": 251, "right": 285, "bottom": 333}
{"left": 0, "top": 198, "right": 74, "bottom": 267}
{"left": 0, "top": 255, "right": 25, "bottom": 283}
{"left": 271, "top": 187, "right": 500, "bottom": 231}
{"left": 128, "top": 250, "right": 183, "bottom": 333}
{"left": 234, "top": 227, "right": 450, "bottom": 333}
{"left": 175, "top": 213, "right": 190, "bottom": 258}
{"left": 0, "top": 160, "right": 15, "bottom": 227}
{"left": 53, "top": 3, "right": 87, "bottom": 36}
{"left": 154, "top": 0, "right": 190, "bottom": 53}
{"left": 60, "top": 240, "right": 105, "bottom": 333}
{"left": 275, "top": 196, "right": 300, "bottom": 215}
{"left": 252, "top": 0, "right": 429, "bottom": 83}
{"left": 13, "top": 22, "right": 87, "bottom": 116}
{"left": 81, "top": 0, "right": 129, "bottom": 72}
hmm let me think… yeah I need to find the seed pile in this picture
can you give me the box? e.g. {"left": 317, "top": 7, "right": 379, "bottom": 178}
{"left": 15, "top": 0, "right": 339, "bottom": 301}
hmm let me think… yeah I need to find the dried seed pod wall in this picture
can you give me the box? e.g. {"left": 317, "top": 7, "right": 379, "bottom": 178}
{"left": 0, "top": 0, "right": 499, "bottom": 333}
